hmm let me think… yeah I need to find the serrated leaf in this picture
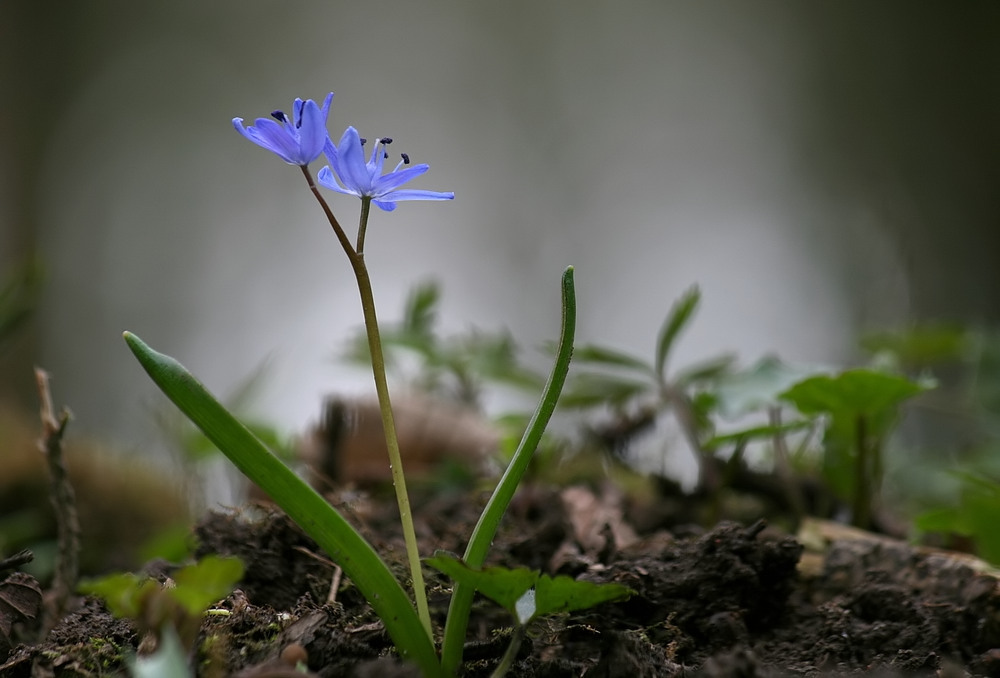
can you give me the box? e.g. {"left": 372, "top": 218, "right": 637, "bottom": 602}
{"left": 426, "top": 553, "right": 632, "bottom": 624}
{"left": 655, "top": 286, "right": 700, "bottom": 378}
{"left": 533, "top": 574, "right": 632, "bottom": 618}
{"left": 425, "top": 553, "right": 536, "bottom": 613}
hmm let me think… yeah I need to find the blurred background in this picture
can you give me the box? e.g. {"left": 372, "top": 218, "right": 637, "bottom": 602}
{"left": 2, "top": 1, "right": 999, "bottom": 461}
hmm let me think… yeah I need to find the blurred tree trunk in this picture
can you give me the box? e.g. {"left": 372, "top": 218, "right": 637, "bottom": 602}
{"left": 0, "top": 3, "right": 88, "bottom": 410}
{"left": 799, "top": 2, "right": 1000, "bottom": 324}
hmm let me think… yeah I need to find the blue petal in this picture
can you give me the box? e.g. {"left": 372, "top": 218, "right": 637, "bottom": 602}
{"left": 297, "top": 99, "right": 328, "bottom": 164}
{"left": 384, "top": 189, "right": 455, "bottom": 202}
{"left": 320, "top": 92, "right": 334, "bottom": 118}
{"left": 373, "top": 199, "right": 398, "bottom": 212}
{"left": 317, "top": 166, "right": 359, "bottom": 197}
{"left": 333, "top": 127, "right": 373, "bottom": 194}
{"left": 233, "top": 117, "right": 295, "bottom": 164}
{"left": 372, "top": 164, "right": 429, "bottom": 194}
{"left": 249, "top": 117, "right": 304, "bottom": 164}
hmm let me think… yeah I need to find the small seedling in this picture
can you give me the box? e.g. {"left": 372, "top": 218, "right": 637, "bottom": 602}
{"left": 426, "top": 553, "right": 633, "bottom": 678}
{"left": 80, "top": 554, "right": 244, "bottom": 652}
{"left": 559, "top": 286, "right": 735, "bottom": 487}
{"left": 780, "top": 368, "right": 932, "bottom": 529}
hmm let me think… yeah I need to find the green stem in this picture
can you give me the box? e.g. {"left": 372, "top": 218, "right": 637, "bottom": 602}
{"left": 300, "top": 166, "right": 432, "bottom": 638}
{"left": 490, "top": 625, "right": 525, "bottom": 678}
{"left": 357, "top": 197, "right": 372, "bottom": 253}
{"left": 351, "top": 249, "right": 433, "bottom": 637}
{"left": 439, "top": 267, "right": 576, "bottom": 675}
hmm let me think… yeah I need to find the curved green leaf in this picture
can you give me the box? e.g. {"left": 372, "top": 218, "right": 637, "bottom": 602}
{"left": 655, "top": 286, "right": 700, "bottom": 379}
{"left": 122, "top": 332, "right": 441, "bottom": 677}
{"left": 440, "top": 267, "right": 576, "bottom": 674}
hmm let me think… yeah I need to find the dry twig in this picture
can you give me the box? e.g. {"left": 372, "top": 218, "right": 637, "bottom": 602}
{"left": 34, "top": 367, "right": 79, "bottom": 631}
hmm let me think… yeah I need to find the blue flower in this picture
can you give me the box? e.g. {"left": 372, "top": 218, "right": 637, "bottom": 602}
{"left": 318, "top": 126, "right": 455, "bottom": 211}
{"left": 233, "top": 93, "right": 334, "bottom": 165}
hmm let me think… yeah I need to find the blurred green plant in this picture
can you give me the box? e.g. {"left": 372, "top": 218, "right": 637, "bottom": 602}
{"left": 342, "top": 280, "right": 546, "bottom": 409}
{"left": 80, "top": 555, "right": 243, "bottom": 651}
{"left": 558, "top": 286, "right": 736, "bottom": 487}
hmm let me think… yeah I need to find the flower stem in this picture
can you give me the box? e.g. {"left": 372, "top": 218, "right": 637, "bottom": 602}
{"left": 299, "top": 166, "right": 433, "bottom": 639}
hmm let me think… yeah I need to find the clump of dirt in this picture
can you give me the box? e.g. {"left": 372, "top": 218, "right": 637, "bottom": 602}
{"left": 4, "top": 483, "right": 1000, "bottom": 677}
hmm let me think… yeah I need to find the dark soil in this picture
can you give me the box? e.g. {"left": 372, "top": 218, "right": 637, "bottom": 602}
{"left": 4, "top": 481, "right": 1000, "bottom": 677}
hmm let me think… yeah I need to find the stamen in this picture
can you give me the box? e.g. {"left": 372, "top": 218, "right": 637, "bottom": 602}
{"left": 400, "top": 153, "right": 410, "bottom": 165}
{"left": 382, "top": 137, "right": 393, "bottom": 145}
{"left": 360, "top": 138, "right": 368, "bottom": 146}
{"left": 270, "top": 110, "right": 288, "bottom": 123}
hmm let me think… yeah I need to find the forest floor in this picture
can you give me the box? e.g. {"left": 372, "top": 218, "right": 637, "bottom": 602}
{"left": 4, "top": 477, "right": 1000, "bottom": 678}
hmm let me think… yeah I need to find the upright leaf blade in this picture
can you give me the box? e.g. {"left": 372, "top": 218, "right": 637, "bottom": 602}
{"left": 655, "top": 286, "right": 700, "bottom": 379}
{"left": 440, "top": 267, "right": 576, "bottom": 675}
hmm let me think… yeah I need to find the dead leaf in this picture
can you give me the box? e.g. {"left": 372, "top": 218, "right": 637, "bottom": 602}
{"left": 0, "top": 572, "right": 42, "bottom": 651}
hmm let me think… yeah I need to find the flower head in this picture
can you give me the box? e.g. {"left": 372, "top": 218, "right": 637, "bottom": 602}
{"left": 233, "top": 93, "right": 334, "bottom": 165}
{"left": 317, "top": 126, "right": 454, "bottom": 211}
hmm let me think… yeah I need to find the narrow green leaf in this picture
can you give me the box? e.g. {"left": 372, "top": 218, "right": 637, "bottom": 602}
{"left": 402, "top": 280, "right": 440, "bottom": 336}
{"left": 672, "top": 353, "right": 737, "bottom": 388}
{"left": 655, "top": 286, "right": 700, "bottom": 379}
{"left": 560, "top": 372, "right": 652, "bottom": 409}
{"left": 122, "top": 332, "right": 441, "bottom": 677}
{"left": 572, "top": 344, "right": 654, "bottom": 373}
{"left": 440, "top": 267, "right": 576, "bottom": 675}
{"left": 704, "top": 419, "right": 814, "bottom": 451}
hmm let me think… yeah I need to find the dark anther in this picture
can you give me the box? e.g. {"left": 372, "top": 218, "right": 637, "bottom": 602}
{"left": 383, "top": 152, "right": 390, "bottom": 159}
{"left": 271, "top": 110, "right": 287, "bottom": 122}
{"left": 401, "top": 153, "right": 410, "bottom": 164}
{"left": 381, "top": 137, "right": 393, "bottom": 145}
{"left": 360, "top": 138, "right": 368, "bottom": 146}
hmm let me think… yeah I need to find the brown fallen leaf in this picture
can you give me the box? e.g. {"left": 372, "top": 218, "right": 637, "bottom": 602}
{"left": 0, "top": 572, "right": 42, "bottom": 652}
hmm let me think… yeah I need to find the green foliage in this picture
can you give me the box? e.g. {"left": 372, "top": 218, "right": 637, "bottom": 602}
{"left": 80, "top": 555, "right": 243, "bottom": 654}
{"left": 124, "top": 268, "right": 577, "bottom": 678}
{"left": 343, "top": 280, "right": 545, "bottom": 408}
{"left": 428, "top": 551, "right": 631, "bottom": 676}
{"left": 426, "top": 553, "right": 632, "bottom": 625}
{"left": 916, "top": 470, "right": 1000, "bottom": 565}
{"left": 780, "top": 368, "right": 932, "bottom": 528}
{"left": 655, "top": 285, "right": 701, "bottom": 379}
{"left": 560, "top": 284, "right": 735, "bottom": 464}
